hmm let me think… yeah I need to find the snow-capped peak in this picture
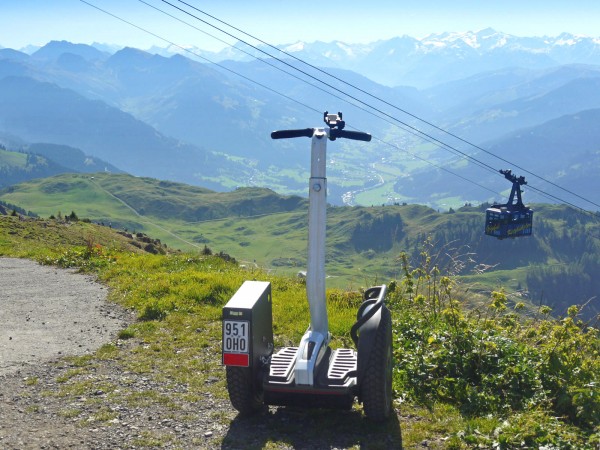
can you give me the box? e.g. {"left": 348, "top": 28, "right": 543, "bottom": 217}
{"left": 283, "top": 41, "right": 305, "bottom": 52}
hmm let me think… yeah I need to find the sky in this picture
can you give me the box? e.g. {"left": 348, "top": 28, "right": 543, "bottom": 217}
{"left": 2, "top": 0, "right": 600, "bottom": 52}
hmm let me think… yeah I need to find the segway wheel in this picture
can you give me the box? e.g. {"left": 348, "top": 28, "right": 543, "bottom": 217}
{"left": 361, "top": 306, "right": 393, "bottom": 422}
{"left": 226, "top": 366, "right": 263, "bottom": 415}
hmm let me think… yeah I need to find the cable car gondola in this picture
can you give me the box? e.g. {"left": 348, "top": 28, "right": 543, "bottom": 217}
{"left": 485, "top": 170, "right": 533, "bottom": 239}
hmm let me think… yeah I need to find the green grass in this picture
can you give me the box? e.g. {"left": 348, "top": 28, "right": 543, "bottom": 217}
{"left": 1, "top": 174, "right": 141, "bottom": 227}
{"left": 1, "top": 215, "right": 598, "bottom": 448}
{"left": 0, "top": 148, "right": 28, "bottom": 167}
{"left": 0, "top": 215, "right": 156, "bottom": 259}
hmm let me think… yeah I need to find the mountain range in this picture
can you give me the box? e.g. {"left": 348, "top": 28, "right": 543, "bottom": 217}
{"left": 151, "top": 29, "right": 600, "bottom": 87}
{"left": 1, "top": 31, "right": 600, "bottom": 209}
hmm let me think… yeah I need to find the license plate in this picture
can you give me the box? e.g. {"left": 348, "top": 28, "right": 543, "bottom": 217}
{"left": 223, "top": 320, "right": 250, "bottom": 366}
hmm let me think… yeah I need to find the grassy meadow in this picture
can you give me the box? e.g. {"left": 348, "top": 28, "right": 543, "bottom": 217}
{"left": 1, "top": 213, "right": 598, "bottom": 448}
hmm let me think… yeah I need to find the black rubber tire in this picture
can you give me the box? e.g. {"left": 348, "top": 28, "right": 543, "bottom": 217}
{"left": 361, "top": 306, "right": 393, "bottom": 422}
{"left": 226, "top": 366, "right": 263, "bottom": 415}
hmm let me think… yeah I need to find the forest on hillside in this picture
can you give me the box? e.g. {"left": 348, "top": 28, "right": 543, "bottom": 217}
{"left": 388, "top": 204, "right": 600, "bottom": 320}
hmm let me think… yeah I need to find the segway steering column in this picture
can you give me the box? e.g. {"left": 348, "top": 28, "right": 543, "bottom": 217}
{"left": 271, "top": 112, "right": 371, "bottom": 386}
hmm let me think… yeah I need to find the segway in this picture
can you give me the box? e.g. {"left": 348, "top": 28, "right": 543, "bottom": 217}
{"left": 222, "top": 112, "right": 393, "bottom": 421}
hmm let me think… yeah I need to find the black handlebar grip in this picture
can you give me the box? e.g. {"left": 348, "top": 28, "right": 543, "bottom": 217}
{"left": 330, "top": 129, "right": 372, "bottom": 142}
{"left": 271, "top": 128, "right": 315, "bottom": 139}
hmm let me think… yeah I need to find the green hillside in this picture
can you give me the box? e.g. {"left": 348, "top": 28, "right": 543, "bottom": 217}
{"left": 0, "top": 212, "right": 598, "bottom": 448}
{"left": 2, "top": 172, "right": 599, "bottom": 319}
{"left": 0, "top": 146, "right": 68, "bottom": 187}
{"left": 0, "top": 142, "right": 123, "bottom": 189}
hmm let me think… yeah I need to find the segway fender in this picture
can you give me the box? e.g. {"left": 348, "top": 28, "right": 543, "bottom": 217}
{"left": 356, "top": 306, "right": 383, "bottom": 381}
{"left": 351, "top": 285, "right": 388, "bottom": 383}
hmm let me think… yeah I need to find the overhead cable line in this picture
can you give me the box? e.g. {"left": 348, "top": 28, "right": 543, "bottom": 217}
{"left": 81, "top": 0, "right": 598, "bottom": 223}
{"left": 136, "top": 2, "right": 429, "bottom": 139}
{"left": 154, "top": 0, "right": 540, "bottom": 207}
{"left": 140, "top": 0, "right": 502, "bottom": 198}
{"left": 527, "top": 185, "right": 600, "bottom": 221}
{"left": 141, "top": 0, "right": 505, "bottom": 190}
{"left": 79, "top": 0, "right": 321, "bottom": 117}
{"left": 156, "top": 0, "right": 506, "bottom": 177}
{"left": 167, "top": 0, "right": 600, "bottom": 211}
{"left": 138, "top": 0, "right": 338, "bottom": 93}
{"left": 80, "top": 0, "right": 502, "bottom": 198}
{"left": 160, "top": 0, "right": 600, "bottom": 217}
{"left": 370, "top": 136, "right": 500, "bottom": 197}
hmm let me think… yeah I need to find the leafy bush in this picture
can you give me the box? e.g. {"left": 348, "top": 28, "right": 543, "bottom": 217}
{"left": 389, "top": 249, "right": 600, "bottom": 446}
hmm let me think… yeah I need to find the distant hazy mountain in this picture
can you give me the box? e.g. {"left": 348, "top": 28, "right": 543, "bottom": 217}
{"left": 27, "top": 143, "right": 121, "bottom": 174}
{"left": 0, "top": 141, "right": 121, "bottom": 188}
{"left": 0, "top": 76, "right": 240, "bottom": 188}
{"left": 31, "top": 40, "right": 110, "bottom": 62}
{"left": 191, "top": 29, "right": 600, "bottom": 87}
{"left": 2, "top": 35, "right": 600, "bottom": 208}
{"left": 0, "top": 146, "right": 69, "bottom": 188}
{"left": 0, "top": 48, "right": 29, "bottom": 62}
{"left": 424, "top": 64, "right": 600, "bottom": 110}
{"left": 393, "top": 109, "right": 600, "bottom": 208}
{"left": 486, "top": 107, "right": 600, "bottom": 167}
{"left": 485, "top": 108, "right": 600, "bottom": 204}
{"left": 438, "top": 69, "right": 600, "bottom": 141}
{"left": 0, "top": 42, "right": 421, "bottom": 172}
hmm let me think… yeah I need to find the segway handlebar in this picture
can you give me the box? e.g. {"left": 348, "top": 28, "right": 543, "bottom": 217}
{"left": 329, "top": 129, "right": 371, "bottom": 142}
{"left": 271, "top": 128, "right": 315, "bottom": 139}
{"left": 271, "top": 128, "right": 371, "bottom": 141}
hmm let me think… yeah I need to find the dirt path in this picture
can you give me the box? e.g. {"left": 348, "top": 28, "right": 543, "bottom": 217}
{"left": 0, "top": 258, "right": 136, "bottom": 449}
{"left": 0, "top": 258, "right": 131, "bottom": 376}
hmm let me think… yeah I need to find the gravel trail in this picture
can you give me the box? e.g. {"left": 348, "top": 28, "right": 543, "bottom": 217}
{"left": 0, "top": 258, "right": 137, "bottom": 449}
{"left": 1, "top": 258, "right": 130, "bottom": 376}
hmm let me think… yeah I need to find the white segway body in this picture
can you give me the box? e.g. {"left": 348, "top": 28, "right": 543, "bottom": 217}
{"left": 222, "top": 113, "right": 393, "bottom": 421}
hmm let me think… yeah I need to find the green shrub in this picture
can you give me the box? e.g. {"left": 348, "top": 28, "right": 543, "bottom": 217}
{"left": 390, "top": 248, "right": 600, "bottom": 446}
